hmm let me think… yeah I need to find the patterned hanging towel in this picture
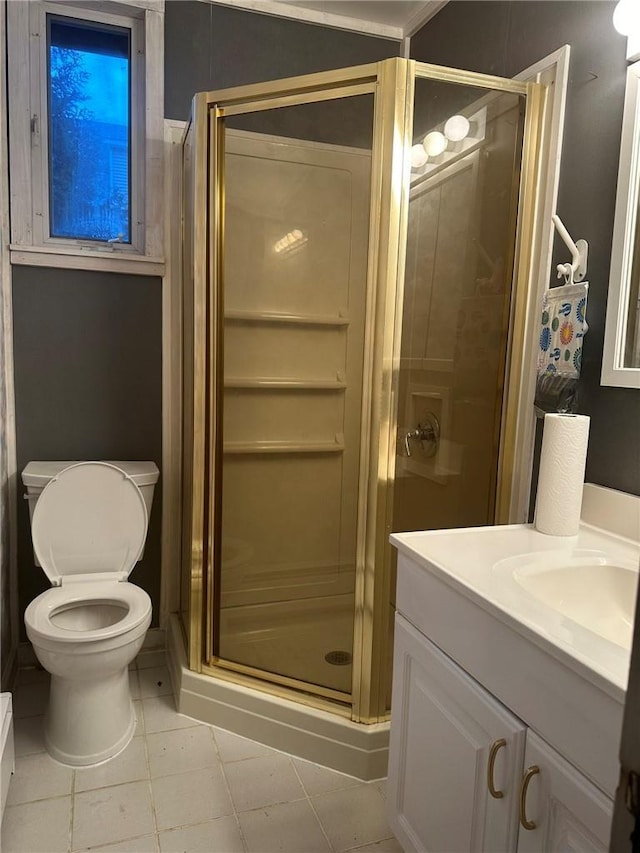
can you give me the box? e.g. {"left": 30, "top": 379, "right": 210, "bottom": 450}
{"left": 535, "top": 281, "right": 588, "bottom": 414}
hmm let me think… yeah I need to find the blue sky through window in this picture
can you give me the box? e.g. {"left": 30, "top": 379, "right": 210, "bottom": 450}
{"left": 48, "top": 17, "right": 131, "bottom": 242}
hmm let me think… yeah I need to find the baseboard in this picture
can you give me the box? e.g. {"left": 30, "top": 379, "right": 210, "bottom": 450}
{"left": 167, "top": 614, "right": 389, "bottom": 781}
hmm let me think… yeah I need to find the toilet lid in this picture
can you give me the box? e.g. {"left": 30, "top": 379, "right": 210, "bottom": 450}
{"left": 32, "top": 462, "right": 148, "bottom": 585}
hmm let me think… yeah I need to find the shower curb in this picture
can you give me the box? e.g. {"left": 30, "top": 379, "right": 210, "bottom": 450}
{"left": 167, "top": 614, "right": 389, "bottom": 781}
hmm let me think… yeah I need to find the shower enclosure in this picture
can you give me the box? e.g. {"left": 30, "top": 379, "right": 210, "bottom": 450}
{"left": 180, "top": 58, "right": 543, "bottom": 729}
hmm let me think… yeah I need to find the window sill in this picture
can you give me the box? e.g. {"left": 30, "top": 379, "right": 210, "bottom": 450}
{"left": 10, "top": 244, "right": 165, "bottom": 277}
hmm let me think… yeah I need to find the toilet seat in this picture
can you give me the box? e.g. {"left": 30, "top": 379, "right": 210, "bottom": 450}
{"left": 31, "top": 462, "right": 148, "bottom": 585}
{"left": 26, "top": 462, "right": 152, "bottom": 647}
{"left": 25, "top": 581, "right": 151, "bottom": 646}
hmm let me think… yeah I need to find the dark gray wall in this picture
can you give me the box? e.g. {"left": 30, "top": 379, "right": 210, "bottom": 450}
{"left": 412, "top": 1, "right": 640, "bottom": 497}
{"left": 1, "top": 269, "right": 14, "bottom": 687}
{"left": 164, "top": 1, "right": 399, "bottom": 121}
{"left": 12, "top": 268, "right": 162, "bottom": 628}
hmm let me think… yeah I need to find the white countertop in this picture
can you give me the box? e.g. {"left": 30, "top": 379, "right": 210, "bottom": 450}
{"left": 391, "top": 522, "right": 640, "bottom": 699}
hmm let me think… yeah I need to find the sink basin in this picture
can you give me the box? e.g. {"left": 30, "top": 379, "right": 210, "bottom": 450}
{"left": 494, "top": 551, "right": 639, "bottom": 649}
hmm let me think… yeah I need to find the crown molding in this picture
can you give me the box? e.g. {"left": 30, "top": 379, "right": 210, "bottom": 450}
{"left": 203, "top": 0, "right": 403, "bottom": 40}
{"left": 200, "top": 1, "right": 449, "bottom": 41}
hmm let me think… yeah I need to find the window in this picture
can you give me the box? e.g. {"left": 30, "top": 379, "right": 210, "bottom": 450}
{"left": 48, "top": 16, "right": 132, "bottom": 242}
{"left": 8, "top": 1, "right": 164, "bottom": 273}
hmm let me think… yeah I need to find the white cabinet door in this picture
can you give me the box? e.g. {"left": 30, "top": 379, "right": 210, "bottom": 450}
{"left": 516, "top": 730, "right": 613, "bottom": 852}
{"left": 388, "top": 614, "right": 526, "bottom": 853}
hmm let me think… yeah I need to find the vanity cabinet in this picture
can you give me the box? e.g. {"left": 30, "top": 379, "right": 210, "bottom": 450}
{"left": 388, "top": 614, "right": 613, "bottom": 853}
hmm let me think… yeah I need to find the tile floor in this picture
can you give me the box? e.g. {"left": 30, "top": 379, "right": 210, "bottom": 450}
{"left": 2, "top": 651, "right": 401, "bottom": 853}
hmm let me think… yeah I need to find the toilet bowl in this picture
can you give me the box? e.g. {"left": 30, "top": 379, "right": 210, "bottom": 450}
{"left": 23, "top": 461, "right": 158, "bottom": 766}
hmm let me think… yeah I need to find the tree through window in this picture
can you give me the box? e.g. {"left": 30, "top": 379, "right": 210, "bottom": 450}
{"left": 48, "top": 15, "right": 131, "bottom": 242}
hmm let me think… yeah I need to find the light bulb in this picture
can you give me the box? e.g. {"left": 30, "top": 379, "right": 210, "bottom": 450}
{"left": 444, "top": 115, "right": 470, "bottom": 142}
{"left": 410, "top": 144, "right": 428, "bottom": 169}
{"left": 422, "top": 131, "right": 448, "bottom": 158}
{"left": 613, "top": 0, "right": 640, "bottom": 35}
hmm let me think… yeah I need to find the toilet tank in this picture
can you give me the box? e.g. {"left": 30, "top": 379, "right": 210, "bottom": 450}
{"left": 22, "top": 461, "right": 160, "bottom": 566}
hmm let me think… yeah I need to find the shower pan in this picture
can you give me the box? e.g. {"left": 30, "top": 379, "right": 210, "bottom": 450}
{"left": 174, "top": 58, "right": 544, "bottom": 776}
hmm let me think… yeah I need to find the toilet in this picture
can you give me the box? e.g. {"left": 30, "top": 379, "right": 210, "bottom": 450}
{"left": 22, "top": 461, "right": 159, "bottom": 766}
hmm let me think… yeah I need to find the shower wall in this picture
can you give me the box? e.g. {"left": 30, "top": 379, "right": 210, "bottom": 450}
{"left": 0, "top": 247, "right": 14, "bottom": 687}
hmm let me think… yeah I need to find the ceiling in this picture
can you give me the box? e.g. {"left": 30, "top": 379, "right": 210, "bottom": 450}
{"left": 210, "top": 1, "right": 448, "bottom": 40}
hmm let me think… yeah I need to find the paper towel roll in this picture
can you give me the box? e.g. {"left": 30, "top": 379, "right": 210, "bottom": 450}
{"left": 534, "top": 413, "right": 590, "bottom": 536}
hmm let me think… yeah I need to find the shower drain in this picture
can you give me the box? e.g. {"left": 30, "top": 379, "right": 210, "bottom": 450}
{"left": 325, "top": 650, "right": 352, "bottom": 666}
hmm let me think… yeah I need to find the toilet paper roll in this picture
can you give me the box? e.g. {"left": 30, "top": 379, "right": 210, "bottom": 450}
{"left": 534, "top": 413, "right": 590, "bottom": 537}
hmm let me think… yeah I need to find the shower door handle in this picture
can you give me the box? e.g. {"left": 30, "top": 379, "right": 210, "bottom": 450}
{"left": 404, "top": 413, "right": 440, "bottom": 458}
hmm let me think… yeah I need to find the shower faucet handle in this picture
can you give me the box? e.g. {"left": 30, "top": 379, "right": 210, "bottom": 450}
{"left": 404, "top": 413, "right": 440, "bottom": 458}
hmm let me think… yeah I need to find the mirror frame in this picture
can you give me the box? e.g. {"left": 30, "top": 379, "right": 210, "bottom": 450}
{"left": 602, "top": 60, "right": 640, "bottom": 389}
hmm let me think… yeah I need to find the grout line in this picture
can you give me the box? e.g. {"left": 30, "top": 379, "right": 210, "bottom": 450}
{"left": 2, "top": 792, "right": 72, "bottom": 810}
{"left": 235, "top": 794, "right": 310, "bottom": 814}
{"left": 342, "top": 834, "right": 398, "bottom": 853}
{"left": 214, "top": 750, "right": 278, "bottom": 765}
{"left": 142, "top": 718, "right": 201, "bottom": 736}
{"left": 212, "top": 728, "right": 249, "bottom": 853}
{"left": 305, "top": 795, "right": 337, "bottom": 852}
{"left": 70, "top": 831, "right": 159, "bottom": 853}
{"left": 342, "top": 842, "right": 396, "bottom": 853}
{"left": 289, "top": 757, "right": 312, "bottom": 798}
{"left": 290, "top": 759, "right": 337, "bottom": 853}
{"left": 141, "top": 702, "right": 160, "bottom": 843}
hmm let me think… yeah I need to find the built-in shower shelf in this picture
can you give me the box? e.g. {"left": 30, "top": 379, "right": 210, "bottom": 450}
{"left": 225, "top": 309, "right": 350, "bottom": 327}
{"left": 225, "top": 377, "right": 347, "bottom": 390}
{"left": 223, "top": 439, "right": 345, "bottom": 455}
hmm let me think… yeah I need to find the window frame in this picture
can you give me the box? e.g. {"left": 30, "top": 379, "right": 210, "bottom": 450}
{"left": 8, "top": 0, "right": 164, "bottom": 274}
{"left": 41, "top": 3, "right": 141, "bottom": 251}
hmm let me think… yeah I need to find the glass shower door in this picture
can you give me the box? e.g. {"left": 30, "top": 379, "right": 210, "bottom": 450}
{"left": 214, "top": 95, "right": 375, "bottom": 699}
{"left": 394, "top": 78, "right": 526, "bottom": 533}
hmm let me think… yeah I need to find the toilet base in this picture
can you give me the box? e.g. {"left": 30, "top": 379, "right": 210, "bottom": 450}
{"left": 44, "top": 666, "right": 136, "bottom": 767}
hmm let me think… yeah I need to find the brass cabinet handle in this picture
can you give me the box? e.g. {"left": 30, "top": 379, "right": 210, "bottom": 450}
{"left": 487, "top": 738, "right": 507, "bottom": 799}
{"left": 519, "top": 765, "right": 540, "bottom": 830}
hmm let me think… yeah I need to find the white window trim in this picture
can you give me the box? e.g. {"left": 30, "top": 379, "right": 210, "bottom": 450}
{"left": 7, "top": 0, "right": 164, "bottom": 275}
{"left": 35, "top": 2, "right": 145, "bottom": 253}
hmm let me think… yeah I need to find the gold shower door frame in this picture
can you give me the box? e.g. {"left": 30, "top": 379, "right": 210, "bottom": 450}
{"left": 182, "top": 58, "right": 544, "bottom": 723}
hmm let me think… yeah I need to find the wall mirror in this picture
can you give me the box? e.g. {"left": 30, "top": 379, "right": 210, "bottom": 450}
{"left": 602, "top": 60, "right": 640, "bottom": 388}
